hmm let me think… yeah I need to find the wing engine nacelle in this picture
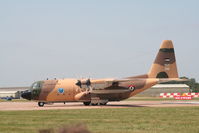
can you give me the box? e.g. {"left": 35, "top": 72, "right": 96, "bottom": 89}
{"left": 74, "top": 92, "right": 91, "bottom": 101}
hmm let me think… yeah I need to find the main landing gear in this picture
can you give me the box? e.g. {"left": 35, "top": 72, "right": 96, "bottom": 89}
{"left": 83, "top": 101, "right": 108, "bottom": 106}
{"left": 83, "top": 101, "right": 91, "bottom": 106}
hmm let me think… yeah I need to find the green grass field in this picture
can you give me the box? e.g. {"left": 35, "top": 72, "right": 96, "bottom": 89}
{"left": 0, "top": 107, "right": 199, "bottom": 133}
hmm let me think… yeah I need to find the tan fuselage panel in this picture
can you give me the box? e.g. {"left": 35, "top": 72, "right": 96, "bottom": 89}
{"left": 39, "top": 79, "right": 80, "bottom": 102}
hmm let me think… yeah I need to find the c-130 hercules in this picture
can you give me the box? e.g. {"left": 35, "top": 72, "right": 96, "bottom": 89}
{"left": 22, "top": 40, "right": 185, "bottom": 107}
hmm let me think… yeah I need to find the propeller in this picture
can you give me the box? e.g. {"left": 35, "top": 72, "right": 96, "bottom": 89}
{"left": 75, "top": 79, "right": 93, "bottom": 92}
{"left": 85, "top": 79, "right": 91, "bottom": 86}
{"left": 75, "top": 80, "right": 82, "bottom": 88}
{"left": 85, "top": 79, "right": 93, "bottom": 92}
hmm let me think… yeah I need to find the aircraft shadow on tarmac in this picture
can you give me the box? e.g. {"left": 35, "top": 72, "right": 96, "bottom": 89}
{"left": 40, "top": 103, "right": 147, "bottom": 108}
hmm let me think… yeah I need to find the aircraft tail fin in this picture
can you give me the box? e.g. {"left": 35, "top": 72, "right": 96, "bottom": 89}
{"left": 148, "top": 40, "right": 179, "bottom": 78}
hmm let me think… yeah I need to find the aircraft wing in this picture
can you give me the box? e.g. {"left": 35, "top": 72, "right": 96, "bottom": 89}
{"left": 89, "top": 78, "right": 188, "bottom": 85}
{"left": 158, "top": 78, "right": 189, "bottom": 83}
{"left": 90, "top": 78, "right": 133, "bottom": 84}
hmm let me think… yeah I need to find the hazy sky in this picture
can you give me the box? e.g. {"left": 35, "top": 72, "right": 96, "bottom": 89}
{"left": 0, "top": 0, "right": 199, "bottom": 87}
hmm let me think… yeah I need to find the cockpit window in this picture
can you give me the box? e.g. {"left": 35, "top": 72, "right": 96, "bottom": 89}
{"left": 33, "top": 83, "right": 38, "bottom": 89}
{"left": 30, "top": 81, "right": 43, "bottom": 100}
{"left": 31, "top": 81, "right": 42, "bottom": 90}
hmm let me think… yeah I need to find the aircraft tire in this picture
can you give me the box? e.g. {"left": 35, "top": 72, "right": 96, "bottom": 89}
{"left": 83, "top": 101, "right": 91, "bottom": 106}
{"left": 91, "top": 103, "right": 98, "bottom": 106}
{"left": 38, "top": 102, "right": 45, "bottom": 107}
{"left": 100, "top": 102, "right": 107, "bottom": 105}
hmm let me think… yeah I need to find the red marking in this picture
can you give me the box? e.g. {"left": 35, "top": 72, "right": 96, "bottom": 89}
{"left": 128, "top": 85, "right": 135, "bottom": 88}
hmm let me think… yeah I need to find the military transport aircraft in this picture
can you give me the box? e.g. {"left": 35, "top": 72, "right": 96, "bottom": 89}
{"left": 21, "top": 40, "right": 185, "bottom": 107}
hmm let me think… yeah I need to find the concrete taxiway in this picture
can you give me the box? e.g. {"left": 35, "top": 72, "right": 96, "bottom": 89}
{"left": 0, "top": 100, "right": 199, "bottom": 111}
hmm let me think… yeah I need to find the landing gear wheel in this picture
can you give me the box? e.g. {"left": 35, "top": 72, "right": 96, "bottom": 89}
{"left": 83, "top": 101, "right": 91, "bottom": 106}
{"left": 38, "top": 102, "right": 45, "bottom": 107}
{"left": 100, "top": 102, "right": 108, "bottom": 106}
{"left": 91, "top": 103, "right": 98, "bottom": 106}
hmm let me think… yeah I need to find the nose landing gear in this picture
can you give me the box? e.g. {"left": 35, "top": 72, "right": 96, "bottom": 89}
{"left": 38, "top": 102, "right": 45, "bottom": 107}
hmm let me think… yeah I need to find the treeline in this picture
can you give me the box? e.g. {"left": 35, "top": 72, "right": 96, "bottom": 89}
{"left": 161, "top": 77, "right": 199, "bottom": 93}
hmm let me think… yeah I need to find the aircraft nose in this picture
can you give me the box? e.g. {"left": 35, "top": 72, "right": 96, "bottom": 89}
{"left": 21, "top": 91, "right": 32, "bottom": 100}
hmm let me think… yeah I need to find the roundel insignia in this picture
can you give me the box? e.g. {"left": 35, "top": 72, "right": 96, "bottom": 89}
{"left": 58, "top": 88, "right": 64, "bottom": 94}
{"left": 128, "top": 85, "right": 135, "bottom": 91}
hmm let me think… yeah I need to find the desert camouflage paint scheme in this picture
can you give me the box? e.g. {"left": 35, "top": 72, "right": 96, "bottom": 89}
{"left": 21, "top": 40, "right": 183, "bottom": 106}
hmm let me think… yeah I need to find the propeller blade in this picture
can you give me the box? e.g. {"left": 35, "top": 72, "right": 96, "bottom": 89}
{"left": 86, "top": 79, "right": 91, "bottom": 86}
{"left": 75, "top": 80, "right": 82, "bottom": 88}
{"left": 86, "top": 79, "right": 92, "bottom": 92}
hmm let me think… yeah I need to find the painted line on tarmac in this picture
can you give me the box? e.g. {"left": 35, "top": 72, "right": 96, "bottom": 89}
{"left": 162, "top": 101, "right": 199, "bottom": 104}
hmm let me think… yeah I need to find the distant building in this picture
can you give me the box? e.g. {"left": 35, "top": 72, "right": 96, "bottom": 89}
{"left": 0, "top": 91, "right": 21, "bottom": 99}
{"left": 0, "top": 87, "right": 29, "bottom": 99}
{"left": 136, "top": 84, "right": 190, "bottom": 97}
